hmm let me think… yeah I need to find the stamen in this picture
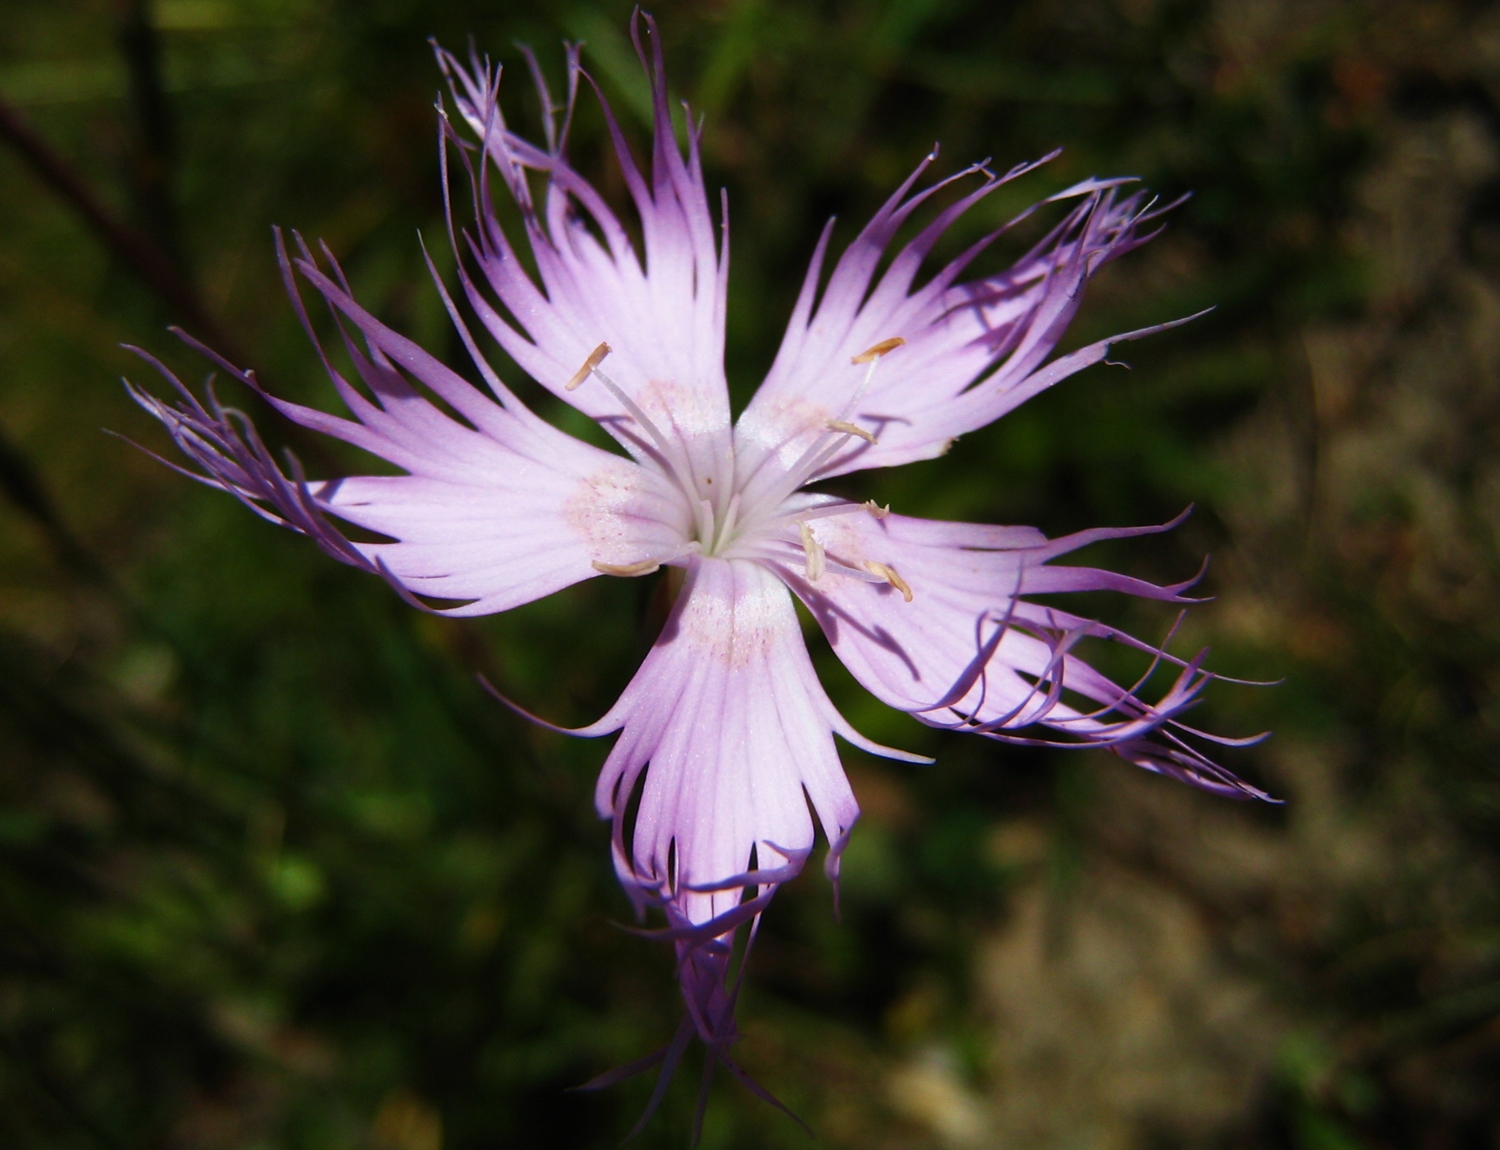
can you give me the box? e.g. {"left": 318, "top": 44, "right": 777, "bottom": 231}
{"left": 566, "top": 342, "right": 612, "bottom": 391}
{"left": 591, "top": 542, "right": 702, "bottom": 579}
{"left": 787, "top": 500, "right": 875, "bottom": 525}
{"left": 567, "top": 344, "right": 678, "bottom": 460}
{"left": 798, "top": 522, "right": 826, "bottom": 583}
{"left": 697, "top": 498, "right": 716, "bottom": 551}
{"left": 593, "top": 558, "right": 661, "bottom": 577}
{"left": 736, "top": 337, "right": 904, "bottom": 529}
{"left": 714, "top": 492, "right": 742, "bottom": 553}
{"left": 567, "top": 344, "right": 704, "bottom": 512}
{"left": 831, "top": 337, "right": 901, "bottom": 427}
{"left": 862, "top": 500, "right": 891, "bottom": 519}
{"left": 851, "top": 336, "right": 906, "bottom": 364}
{"left": 827, "top": 420, "right": 877, "bottom": 444}
{"left": 864, "top": 560, "right": 913, "bottom": 602}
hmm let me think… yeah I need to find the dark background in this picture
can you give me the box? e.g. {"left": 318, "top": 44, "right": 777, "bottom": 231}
{"left": 2, "top": 1, "right": 1498, "bottom": 1147}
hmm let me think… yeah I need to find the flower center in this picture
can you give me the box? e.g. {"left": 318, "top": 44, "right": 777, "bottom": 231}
{"left": 573, "top": 339, "right": 913, "bottom": 593}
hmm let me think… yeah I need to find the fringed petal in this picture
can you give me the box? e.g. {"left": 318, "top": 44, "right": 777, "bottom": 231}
{"left": 125, "top": 237, "right": 686, "bottom": 617}
{"left": 570, "top": 556, "right": 912, "bottom": 1124}
{"left": 435, "top": 12, "right": 734, "bottom": 497}
{"left": 591, "top": 556, "right": 890, "bottom": 920}
{"left": 773, "top": 509, "right": 1274, "bottom": 801}
{"left": 734, "top": 168, "right": 1191, "bottom": 499}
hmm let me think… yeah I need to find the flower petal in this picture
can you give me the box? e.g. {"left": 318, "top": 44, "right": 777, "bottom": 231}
{"left": 127, "top": 241, "right": 686, "bottom": 617}
{"left": 734, "top": 168, "right": 1186, "bottom": 500}
{"left": 553, "top": 555, "right": 919, "bottom": 1122}
{"left": 773, "top": 509, "right": 1272, "bottom": 800}
{"left": 437, "top": 16, "right": 733, "bottom": 494}
{"left": 583, "top": 556, "right": 918, "bottom": 1008}
{"left": 589, "top": 556, "right": 884, "bottom": 925}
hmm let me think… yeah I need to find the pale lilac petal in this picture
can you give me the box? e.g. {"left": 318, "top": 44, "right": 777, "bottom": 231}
{"left": 546, "top": 556, "right": 918, "bottom": 1117}
{"left": 581, "top": 557, "right": 912, "bottom": 983}
{"left": 773, "top": 509, "right": 1270, "bottom": 799}
{"left": 587, "top": 557, "right": 886, "bottom": 924}
{"left": 436, "top": 15, "right": 733, "bottom": 494}
{"left": 734, "top": 173, "right": 1187, "bottom": 501}
{"left": 127, "top": 243, "right": 686, "bottom": 616}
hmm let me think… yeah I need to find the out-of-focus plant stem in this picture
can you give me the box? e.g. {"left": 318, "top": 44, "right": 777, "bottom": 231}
{"left": 0, "top": 99, "right": 232, "bottom": 363}
{"left": 117, "top": 0, "right": 183, "bottom": 271}
{"left": 0, "top": 413, "right": 111, "bottom": 589}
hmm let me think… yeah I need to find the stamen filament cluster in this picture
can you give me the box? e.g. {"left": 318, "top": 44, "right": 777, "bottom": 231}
{"left": 734, "top": 337, "right": 905, "bottom": 530}
{"left": 569, "top": 338, "right": 914, "bottom": 600}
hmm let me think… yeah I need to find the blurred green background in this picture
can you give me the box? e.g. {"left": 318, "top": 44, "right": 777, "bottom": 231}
{"left": 2, "top": 0, "right": 1498, "bottom": 1146}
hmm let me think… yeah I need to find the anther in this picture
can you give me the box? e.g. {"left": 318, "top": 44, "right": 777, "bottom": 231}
{"left": 827, "top": 420, "right": 878, "bottom": 444}
{"left": 864, "top": 560, "right": 912, "bottom": 602}
{"left": 592, "top": 558, "right": 660, "bottom": 577}
{"left": 566, "top": 343, "right": 612, "bottom": 391}
{"left": 798, "top": 522, "right": 826, "bottom": 583}
{"left": 862, "top": 500, "right": 891, "bottom": 519}
{"left": 561, "top": 347, "right": 701, "bottom": 515}
{"left": 851, "top": 337, "right": 906, "bottom": 365}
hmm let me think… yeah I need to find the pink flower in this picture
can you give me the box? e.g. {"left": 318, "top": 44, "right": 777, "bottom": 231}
{"left": 128, "top": 14, "right": 1270, "bottom": 1132}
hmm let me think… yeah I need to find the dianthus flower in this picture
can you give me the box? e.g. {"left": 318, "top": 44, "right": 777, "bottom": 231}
{"left": 128, "top": 14, "right": 1270, "bottom": 1134}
